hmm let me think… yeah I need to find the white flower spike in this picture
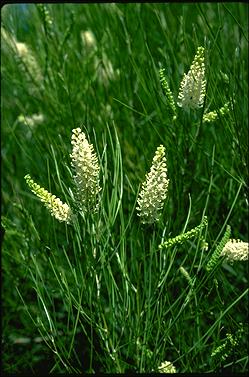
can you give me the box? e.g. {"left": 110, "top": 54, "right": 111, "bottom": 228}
{"left": 177, "top": 46, "right": 206, "bottom": 110}
{"left": 158, "top": 360, "right": 177, "bottom": 373}
{"left": 70, "top": 128, "right": 101, "bottom": 212}
{"left": 137, "top": 145, "right": 169, "bottom": 224}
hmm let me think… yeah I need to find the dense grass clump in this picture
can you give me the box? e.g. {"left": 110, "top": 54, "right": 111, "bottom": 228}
{"left": 1, "top": 3, "right": 248, "bottom": 374}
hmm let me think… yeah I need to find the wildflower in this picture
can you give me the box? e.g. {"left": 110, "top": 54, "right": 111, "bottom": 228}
{"left": 81, "top": 30, "right": 96, "bottom": 51}
{"left": 2, "top": 27, "right": 42, "bottom": 84}
{"left": 14, "top": 41, "right": 42, "bottom": 83}
{"left": 177, "top": 46, "right": 206, "bottom": 109}
{"left": 158, "top": 360, "right": 177, "bottom": 373}
{"left": 136, "top": 145, "right": 169, "bottom": 224}
{"left": 211, "top": 325, "right": 244, "bottom": 364}
{"left": 200, "top": 238, "right": 209, "bottom": 251}
{"left": 11, "top": 41, "right": 42, "bottom": 83}
{"left": 36, "top": 4, "right": 53, "bottom": 34}
{"left": 179, "top": 266, "right": 194, "bottom": 287}
{"left": 159, "top": 68, "right": 177, "bottom": 121}
{"left": 206, "top": 225, "right": 231, "bottom": 272}
{"left": 24, "top": 174, "right": 72, "bottom": 224}
{"left": 159, "top": 216, "right": 208, "bottom": 250}
{"left": 70, "top": 128, "right": 101, "bottom": 212}
{"left": 203, "top": 102, "right": 230, "bottom": 123}
{"left": 221, "top": 239, "right": 249, "bottom": 262}
{"left": 17, "top": 113, "right": 44, "bottom": 128}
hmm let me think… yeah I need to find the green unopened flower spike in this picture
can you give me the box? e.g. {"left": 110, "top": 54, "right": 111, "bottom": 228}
{"left": 179, "top": 266, "right": 194, "bottom": 287}
{"left": 37, "top": 4, "right": 53, "bottom": 36}
{"left": 203, "top": 102, "right": 230, "bottom": 123}
{"left": 159, "top": 68, "right": 177, "bottom": 121}
{"left": 159, "top": 216, "right": 208, "bottom": 250}
{"left": 70, "top": 128, "right": 101, "bottom": 212}
{"left": 221, "top": 239, "right": 249, "bottom": 262}
{"left": 136, "top": 145, "right": 169, "bottom": 224}
{"left": 211, "top": 326, "right": 243, "bottom": 364}
{"left": 206, "top": 225, "right": 231, "bottom": 272}
{"left": 24, "top": 174, "right": 72, "bottom": 224}
{"left": 177, "top": 46, "right": 206, "bottom": 109}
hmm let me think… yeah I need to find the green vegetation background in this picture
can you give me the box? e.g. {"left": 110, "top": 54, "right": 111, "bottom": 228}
{"left": 1, "top": 3, "right": 248, "bottom": 374}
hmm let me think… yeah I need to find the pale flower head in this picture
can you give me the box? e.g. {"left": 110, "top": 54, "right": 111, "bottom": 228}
{"left": 221, "top": 239, "right": 249, "bottom": 262}
{"left": 158, "top": 360, "right": 177, "bottom": 373}
{"left": 177, "top": 46, "right": 206, "bottom": 109}
{"left": 18, "top": 113, "right": 44, "bottom": 128}
{"left": 70, "top": 128, "right": 101, "bottom": 212}
{"left": 81, "top": 30, "right": 96, "bottom": 50}
{"left": 16, "top": 41, "right": 29, "bottom": 55}
{"left": 136, "top": 145, "right": 169, "bottom": 224}
{"left": 2, "top": 30, "right": 43, "bottom": 84}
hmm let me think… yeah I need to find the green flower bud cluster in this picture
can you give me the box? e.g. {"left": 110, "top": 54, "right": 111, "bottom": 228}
{"left": 159, "top": 216, "right": 208, "bottom": 250}
{"left": 24, "top": 174, "right": 72, "bottom": 224}
{"left": 206, "top": 225, "right": 231, "bottom": 272}
{"left": 177, "top": 46, "right": 206, "bottom": 110}
{"left": 136, "top": 145, "right": 169, "bottom": 224}
{"left": 179, "top": 266, "right": 194, "bottom": 287}
{"left": 211, "top": 325, "right": 244, "bottom": 364}
{"left": 36, "top": 4, "right": 53, "bottom": 36}
{"left": 159, "top": 68, "right": 177, "bottom": 121}
{"left": 203, "top": 102, "right": 230, "bottom": 123}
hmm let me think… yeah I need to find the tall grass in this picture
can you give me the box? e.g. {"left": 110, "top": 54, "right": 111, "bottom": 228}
{"left": 2, "top": 3, "right": 248, "bottom": 373}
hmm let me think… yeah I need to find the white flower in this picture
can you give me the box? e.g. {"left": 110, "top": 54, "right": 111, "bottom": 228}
{"left": 177, "top": 46, "right": 206, "bottom": 109}
{"left": 14, "top": 41, "right": 42, "bottom": 83}
{"left": 158, "top": 360, "right": 177, "bottom": 373}
{"left": 18, "top": 113, "right": 44, "bottom": 128}
{"left": 2, "top": 27, "right": 42, "bottom": 83}
{"left": 137, "top": 145, "right": 169, "bottom": 224}
{"left": 70, "top": 128, "right": 101, "bottom": 212}
{"left": 221, "top": 239, "right": 249, "bottom": 262}
{"left": 81, "top": 30, "right": 96, "bottom": 50}
{"left": 25, "top": 174, "right": 72, "bottom": 224}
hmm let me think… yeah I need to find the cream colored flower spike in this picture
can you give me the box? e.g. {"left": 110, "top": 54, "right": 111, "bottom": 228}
{"left": 70, "top": 128, "right": 101, "bottom": 212}
{"left": 221, "top": 239, "right": 249, "bottom": 262}
{"left": 177, "top": 46, "right": 206, "bottom": 109}
{"left": 137, "top": 145, "right": 169, "bottom": 224}
{"left": 158, "top": 360, "right": 177, "bottom": 373}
